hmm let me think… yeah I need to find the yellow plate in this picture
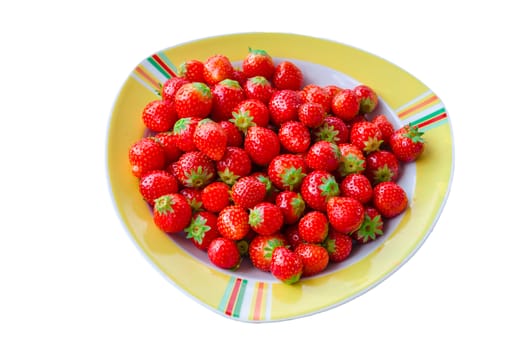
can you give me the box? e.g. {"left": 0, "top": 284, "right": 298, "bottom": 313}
{"left": 107, "top": 32, "right": 454, "bottom": 322}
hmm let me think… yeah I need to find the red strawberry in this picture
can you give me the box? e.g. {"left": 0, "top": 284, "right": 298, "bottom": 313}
{"left": 139, "top": 170, "right": 179, "bottom": 205}
{"left": 273, "top": 61, "right": 303, "bottom": 91}
{"left": 300, "top": 84, "right": 332, "bottom": 113}
{"left": 305, "top": 140, "right": 342, "bottom": 172}
{"left": 331, "top": 88, "right": 360, "bottom": 121}
{"left": 324, "top": 230, "right": 353, "bottom": 263}
{"left": 300, "top": 170, "right": 340, "bottom": 212}
{"left": 298, "top": 211, "right": 329, "bottom": 243}
{"left": 252, "top": 172, "right": 279, "bottom": 203}
{"left": 313, "top": 116, "right": 349, "bottom": 144}
{"left": 350, "top": 120, "right": 384, "bottom": 154}
{"left": 267, "top": 154, "right": 307, "bottom": 191}
{"left": 172, "top": 117, "right": 201, "bottom": 152}
{"left": 129, "top": 138, "right": 165, "bottom": 178}
{"left": 203, "top": 54, "right": 235, "bottom": 86}
{"left": 284, "top": 223, "right": 303, "bottom": 249}
{"left": 216, "top": 146, "right": 252, "bottom": 185}
{"left": 352, "top": 206, "right": 384, "bottom": 244}
{"left": 275, "top": 191, "right": 306, "bottom": 224}
{"left": 177, "top": 59, "right": 205, "bottom": 83}
{"left": 161, "top": 76, "right": 190, "bottom": 102}
{"left": 372, "top": 181, "right": 408, "bottom": 218}
{"left": 365, "top": 150, "right": 400, "bottom": 184}
{"left": 340, "top": 173, "right": 373, "bottom": 204}
{"left": 201, "top": 181, "right": 230, "bottom": 213}
{"left": 352, "top": 85, "right": 379, "bottom": 113}
{"left": 208, "top": 237, "right": 241, "bottom": 270}
{"left": 184, "top": 211, "right": 220, "bottom": 251}
{"left": 389, "top": 124, "right": 425, "bottom": 162}
{"left": 337, "top": 143, "right": 366, "bottom": 177}
{"left": 231, "top": 176, "right": 267, "bottom": 209}
{"left": 152, "top": 132, "right": 182, "bottom": 164}
{"left": 242, "top": 48, "right": 275, "bottom": 80}
{"left": 218, "top": 120, "right": 243, "bottom": 147}
{"left": 324, "top": 85, "right": 342, "bottom": 100}
{"left": 270, "top": 247, "right": 303, "bottom": 284}
{"left": 268, "top": 89, "right": 301, "bottom": 126}
{"left": 298, "top": 102, "right": 326, "bottom": 128}
{"left": 174, "top": 82, "right": 213, "bottom": 119}
{"left": 249, "top": 202, "right": 284, "bottom": 236}
{"left": 295, "top": 243, "right": 329, "bottom": 277}
{"left": 230, "top": 98, "right": 270, "bottom": 133}
{"left": 243, "top": 76, "right": 274, "bottom": 103}
{"left": 244, "top": 126, "right": 280, "bottom": 166}
{"left": 231, "top": 68, "right": 247, "bottom": 87}
{"left": 372, "top": 114, "right": 395, "bottom": 145}
{"left": 211, "top": 79, "right": 246, "bottom": 121}
{"left": 249, "top": 234, "right": 286, "bottom": 271}
{"left": 326, "top": 196, "right": 365, "bottom": 234}
{"left": 193, "top": 119, "right": 227, "bottom": 161}
{"left": 170, "top": 151, "right": 215, "bottom": 189}
{"left": 217, "top": 205, "right": 250, "bottom": 241}
{"left": 179, "top": 187, "right": 203, "bottom": 213}
{"left": 153, "top": 193, "right": 192, "bottom": 233}
{"left": 278, "top": 121, "right": 311, "bottom": 154}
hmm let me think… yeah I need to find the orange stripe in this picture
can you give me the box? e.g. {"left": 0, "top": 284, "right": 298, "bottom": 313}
{"left": 399, "top": 95, "right": 439, "bottom": 118}
{"left": 135, "top": 66, "right": 159, "bottom": 88}
{"left": 253, "top": 282, "right": 265, "bottom": 320}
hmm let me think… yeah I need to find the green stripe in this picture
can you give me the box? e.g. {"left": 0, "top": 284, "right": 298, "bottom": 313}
{"left": 409, "top": 107, "right": 446, "bottom": 126}
{"left": 147, "top": 56, "right": 171, "bottom": 79}
{"left": 218, "top": 276, "right": 235, "bottom": 312}
{"left": 420, "top": 118, "right": 449, "bottom": 132}
{"left": 158, "top": 51, "right": 179, "bottom": 75}
{"left": 232, "top": 279, "right": 248, "bottom": 318}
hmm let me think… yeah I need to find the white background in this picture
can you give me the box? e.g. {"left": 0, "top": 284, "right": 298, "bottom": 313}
{"left": 1, "top": 0, "right": 526, "bottom": 348}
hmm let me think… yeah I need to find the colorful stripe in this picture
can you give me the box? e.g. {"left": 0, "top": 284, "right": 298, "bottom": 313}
{"left": 218, "top": 277, "right": 248, "bottom": 318}
{"left": 248, "top": 281, "right": 270, "bottom": 321}
{"left": 131, "top": 52, "right": 179, "bottom": 96}
{"left": 396, "top": 91, "right": 448, "bottom": 131}
{"left": 217, "top": 277, "right": 272, "bottom": 321}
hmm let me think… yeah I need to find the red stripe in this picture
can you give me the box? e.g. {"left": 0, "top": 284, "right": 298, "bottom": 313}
{"left": 225, "top": 278, "right": 242, "bottom": 316}
{"left": 399, "top": 95, "right": 439, "bottom": 118}
{"left": 135, "top": 66, "right": 158, "bottom": 87}
{"left": 417, "top": 112, "right": 447, "bottom": 128}
{"left": 152, "top": 54, "right": 177, "bottom": 77}
{"left": 253, "top": 282, "right": 264, "bottom": 320}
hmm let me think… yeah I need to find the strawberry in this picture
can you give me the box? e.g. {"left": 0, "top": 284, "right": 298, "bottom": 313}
{"left": 177, "top": 59, "right": 205, "bottom": 83}
{"left": 389, "top": 124, "right": 425, "bottom": 162}
{"left": 216, "top": 146, "right": 252, "bottom": 185}
{"left": 267, "top": 154, "right": 307, "bottom": 191}
{"left": 249, "top": 234, "right": 286, "bottom": 271}
{"left": 129, "top": 138, "right": 166, "bottom": 178}
{"left": 275, "top": 191, "right": 306, "bottom": 224}
{"left": 294, "top": 243, "right": 329, "bottom": 277}
{"left": 300, "top": 170, "right": 340, "bottom": 212}
{"left": 331, "top": 88, "right": 360, "bottom": 121}
{"left": 139, "top": 170, "right": 179, "bottom": 205}
{"left": 174, "top": 82, "right": 213, "bottom": 119}
{"left": 201, "top": 181, "right": 231, "bottom": 213}
{"left": 365, "top": 150, "right": 400, "bottom": 184}
{"left": 218, "top": 120, "right": 243, "bottom": 147}
{"left": 211, "top": 79, "right": 246, "bottom": 121}
{"left": 242, "top": 48, "right": 275, "bottom": 80}
{"left": 252, "top": 172, "right": 279, "bottom": 203}
{"left": 170, "top": 151, "right": 215, "bottom": 189}
{"left": 324, "top": 230, "right": 353, "bottom": 263}
{"left": 298, "top": 211, "right": 329, "bottom": 243}
{"left": 337, "top": 143, "right": 366, "bottom": 177}
{"left": 300, "top": 84, "right": 332, "bottom": 113}
{"left": 268, "top": 89, "right": 301, "bottom": 126}
{"left": 350, "top": 120, "right": 384, "bottom": 154}
{"left": 231, "top": 176, "right": 267, "bottom": 209}
{"left": 284, "top": 223, "right": 303, "bottom": 249}
{"left": 244, "top": 126, "right": 281, "bottom": 166}
{"left": 153, "top": 193, "right": 192, "bottom": 233}
{"left": 208, "top": 237, "right": 241, "bottom": 270}
{"left": 231, "top": 68, "right": 248, "bottom": 87}
{"left": 352, "top": 206, "right": 384, "bottom": 244}
{"left": 326, "top": 196, "right": 365, "bottom": 234}
{"left": 217, "top": 205, "right": 250, "bottom": 241}
{"left": 161, "top": 76, "right": 190, "bottom": 102}
{"left": 179, "top": 187, "right": 203, "bottom": 213}
{"left": 305, "top": 140, "right": 342, "bottom": 172}
{"left": 230, "top": 98, "right": 270, "bottom": 133}
{"left": 203, "top": 54, "right": 235, "bottom": 86}
{"left": 339, "top": 173, "right": 373, "bottom": 204}
{"left": 193, "top": 119, "right": 227, "bottom": 161}
{"left": 372, "top": 181, "right": 408, "bottom": 218}
{"left": 298, "top": 102, "right": 326, "bottom": 128}
{"left": 249, "top": 202, "right": 284, "bottom": 236}
{"left": 352, "top": 84, "right": 379, "bottom": 114}
{"left": 172, "top": 117, "right": 201, "bottom": 152}
{"left": 278, "top": 121, "right": 311, "bottom": 154}
{"left": 184, "top": 211, "right": 220, "bottom": 251}
{"left": 324, "top": 85, "right": 342, "bottom": 100}
{"left": 372, "top": 114, "right": 394, "bottom": 145}
{"left": 152, "top": 132, "right": 182, "bottom": 164}
{"left": 270, "top": 247, "right": 303, "bottom": 284}
{"left": 243, "top": 76, "right": 275, "bottom": 103}
{"left": 313, "top": 116, "right": 349, "bottom": 144}
{"left": 272, "top": 61, "right": 303, "bottom": 90}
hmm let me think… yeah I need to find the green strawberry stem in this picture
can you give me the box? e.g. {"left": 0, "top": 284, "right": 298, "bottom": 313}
{"left": 248, "top": 207, "right": 264, "bottom": 227}
{"left": 318, "top": 175, "right": 340, "bottom": 200}
{"left": 184, "top": 215, "right": 210, "bottom": 244}
{"left": 230, "top": 109, "right": 256, "bottom": 134}
{"left": 339, "top": 155, "right": 365, "bottom": 176}
{"left": 281, "top": 167, "right": 306, "bottom": 191}
{"left": 363, "top": 137, "right": 383, "bottom": 154}
{"left": 405, "top": 124, "right": 425, "bottom": 143}
{"left": 154, "top": 195, "right": 175, "bottom": 214}
{"left": 356, "top": 214, "right": 383, "bottom": 243}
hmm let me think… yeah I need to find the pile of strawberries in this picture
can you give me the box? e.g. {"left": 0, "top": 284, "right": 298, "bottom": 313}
{"left": 128, "top": 48, "right": 425, "bottom": 284}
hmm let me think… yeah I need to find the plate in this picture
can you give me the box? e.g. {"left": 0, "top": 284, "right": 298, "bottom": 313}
{"left": 107, "top": 32, "right": 454, "bottom": 322}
